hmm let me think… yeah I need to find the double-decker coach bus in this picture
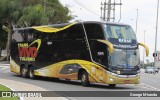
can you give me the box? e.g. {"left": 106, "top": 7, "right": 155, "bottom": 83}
{"left": 10, "top": 21, "right": 149, "bottom": 87}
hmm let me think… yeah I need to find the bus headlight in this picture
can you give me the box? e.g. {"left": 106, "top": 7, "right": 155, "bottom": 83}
{"left": 111, "top": 72, "right": 117, "bottom": 76}
{"left": 109, "top": 78, "right": 115, "bottom": 82}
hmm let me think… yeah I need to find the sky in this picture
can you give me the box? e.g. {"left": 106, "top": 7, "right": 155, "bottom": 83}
{"left": 60, "top": 0, "right": 160, "bottom": 62}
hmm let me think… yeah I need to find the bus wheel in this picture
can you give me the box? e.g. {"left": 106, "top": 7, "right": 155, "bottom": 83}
{"left": 109, "top": 84, "right": 116, "bottom": 87}
{"left": 28, "top": 67, "right": 35, "bottom": 79}
{"left": 81, "top": 71, "right": 90, "bottom": 86}
{"left": 21, "top": 66, "right": 27, "bottom": 78}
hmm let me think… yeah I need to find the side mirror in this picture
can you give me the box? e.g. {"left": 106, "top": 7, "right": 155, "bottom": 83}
{"left": 138, "top": 43, "right": 149, "bottom": 57}
{"left": 153, "top": 53, "right": 157, "bottom": 57}
{"left": 97, "top": 39, "right": 114, "bottom": 54}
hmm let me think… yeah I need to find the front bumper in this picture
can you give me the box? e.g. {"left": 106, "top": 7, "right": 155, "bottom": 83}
{"left": 106, "top": 72, "right": 140, "bottom": 84}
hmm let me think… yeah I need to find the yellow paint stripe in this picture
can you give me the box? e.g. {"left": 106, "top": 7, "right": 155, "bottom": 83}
{"left": 111, "top": 26, "right": 118, "bottom": 38}
{"left": 10, "top": 58, "right": 20, "bottom": 74}
{"left": 121, "top": 27, "right": 126, "bottom": 38}
{"left": 32, "top": 22, "right": 77, "bottom": 33}
{"left": 29, "top": 39, "right": 41, "bottom": 51}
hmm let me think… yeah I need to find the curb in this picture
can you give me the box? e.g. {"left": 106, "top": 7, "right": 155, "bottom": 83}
{"left": 0, "top": 83, "right": 24, "bottom": 100}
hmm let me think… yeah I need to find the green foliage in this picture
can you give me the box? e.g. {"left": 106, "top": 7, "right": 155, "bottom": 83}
{"left": 0, "top": 0, "right": 73, "bottom": 54}
{"left": 0, "top": 84, "right": 19, "bottom": 100}
{"left": 17, "top": 4, "right": 47, "bottom": 26}
{"left": 21, "top": 0, "right": 42, "bottom": 6}
{"left": 0, "top": 0, "right": 21, "bottom": 24}
{"left": 0, "top": 24, "right": 7, "bottom": 49}
{"left": 0, "top": 0, "right": 73, "bottom": 27}
{"left": 17, "top": 0, "right": 73, "bottom": 27}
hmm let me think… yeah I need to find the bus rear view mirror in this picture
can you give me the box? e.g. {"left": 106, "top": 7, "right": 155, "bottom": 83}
{"left": 97, "top": 39, "right": 114, "bottom": 54}
{"left": 138, "top": 43, "right": 149, "bottom": 57}
{"left": 153, "top": 53, "right": 157, "bottom": 57}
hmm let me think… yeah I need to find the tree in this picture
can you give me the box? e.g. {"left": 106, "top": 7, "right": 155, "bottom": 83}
{"left": 0, "top": 24, "right": 7, "bottom": 52}
{"left": 0, "top": 0, "right": 73, "bottom": 60}
{"left": 17, "top": 0, "right": 73, "bottom": 27}
{"left": 0, "top": 0, "right": 21, "bottom": 60}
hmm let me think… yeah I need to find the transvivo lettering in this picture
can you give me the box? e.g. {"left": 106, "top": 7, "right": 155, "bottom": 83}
{"left": 18, "top": 43, "right": 38, "bottom": 61}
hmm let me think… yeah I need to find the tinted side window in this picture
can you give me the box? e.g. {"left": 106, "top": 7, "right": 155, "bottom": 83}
{"left": 84, "top": 24, "right": 104, "bottom": 40}
{"left": 12, "top": 29, "right": 41, "bottom": 42}
{"left": 52, "top": 29, "right": 67, "bottom": 40}
{"left": 12, "top": 30, "right": 31, "bottom": 42}
{"left": 67, "top": 24, "right": 84, "bottom": 40}
{"left": 53, "top": 24, "right": 84, "bottom": 40}
{"left": 52, "top": 24, "right": 84, "bottom": 40}
{"left": 12, "top": 30, "right": 24, "bottom": 42}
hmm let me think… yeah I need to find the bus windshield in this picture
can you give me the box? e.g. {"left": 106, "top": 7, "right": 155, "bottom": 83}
{"left": 109, "top": 49, "right": 140, "bottom": 68}
{"left": 104, "top": 24, "right": 136, "bottom": 40}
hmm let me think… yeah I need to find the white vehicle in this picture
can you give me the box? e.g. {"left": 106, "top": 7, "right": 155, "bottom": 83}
{"left": 145, "top": 67, "right": 158, "bottom": 73}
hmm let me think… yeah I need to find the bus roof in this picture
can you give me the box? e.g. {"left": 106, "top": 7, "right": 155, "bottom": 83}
{"left": 13, "top": 21, "right": 130, "bottom": 31}
{"left": 83, "top": 21, "right": 130, "bottom": 26}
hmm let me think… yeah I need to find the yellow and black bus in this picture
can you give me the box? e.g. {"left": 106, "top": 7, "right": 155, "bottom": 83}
{"left": 10, "top": 21, "right": 149, "bottom": 87}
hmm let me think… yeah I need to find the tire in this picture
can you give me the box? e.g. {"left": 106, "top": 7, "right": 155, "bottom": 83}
{"left": 21, "top": 66, "right": 27, "bottom": 78}
{"left": 109, "top": 84, "right": 116, "bottom": 87}
{"left": 81, "top": 71, "right": 90, "bottom": 86}
{"left": 28, "top": 67, "right": 35, "bottom": 79}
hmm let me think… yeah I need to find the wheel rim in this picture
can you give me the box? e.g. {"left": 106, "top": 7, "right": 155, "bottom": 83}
{"left": 81, "top": 74, "right": 86, "bottom": 82}
{"left": 29, "top": 70, "right": 33, "bottom": 78}
{"left": 22, "top": 68, "right": 26, "bottom": 76}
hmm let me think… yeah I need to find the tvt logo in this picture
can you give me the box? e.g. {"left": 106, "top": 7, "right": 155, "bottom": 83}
{"left": 18, "top": 46, "right": 37, "bottom": 58}
{"left": 17, "top": 39, "right": 41, "bottom": 61}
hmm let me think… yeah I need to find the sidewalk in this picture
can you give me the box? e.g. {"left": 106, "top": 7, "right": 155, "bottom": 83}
{"left": 0, "top": 79, "right": 68, "bottom": 100}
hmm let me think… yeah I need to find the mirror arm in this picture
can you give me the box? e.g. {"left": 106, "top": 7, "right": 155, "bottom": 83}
{"left": 138, "top": 43, "right": 149, "bottom": 57}
{"left": 97, "top": 39, "right": 114, "bottom": 54}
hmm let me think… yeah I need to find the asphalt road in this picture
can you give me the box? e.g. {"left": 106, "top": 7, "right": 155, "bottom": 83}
{"left": 0, "top": 62, "right": 160, "bottom": 100}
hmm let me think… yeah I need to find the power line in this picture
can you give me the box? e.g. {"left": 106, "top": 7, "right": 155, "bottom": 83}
{"left": 72, "top": 0, "right": 100, "bottom": 17}
{"left": 101, "top": 0, "right": 122, "bottom": 22}
{"left": 75, "top": 0, "right": 99, "bottom": 12}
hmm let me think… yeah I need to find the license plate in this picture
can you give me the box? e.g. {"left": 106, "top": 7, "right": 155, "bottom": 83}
{"left": 124, "top": 80, "right": 130, "bottom": 83}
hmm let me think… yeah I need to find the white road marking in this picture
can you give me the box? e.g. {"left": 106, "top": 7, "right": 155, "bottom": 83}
{"left": 152, "top": 80, "right": 158, "bottom": 83}
{"left": 0, "top": 64, "right": 10, "bottom": 73}
{"left": 140, "top": 83, "right": 160, "bottom": 91}
{"left": 0, "top": 64, "right": 10, "bottom": 66}
{"left": 0, "top": 64, "right": 9, "bottom": 67}
{"left": 0, "top": 67, "right": 8, "bottom": 70}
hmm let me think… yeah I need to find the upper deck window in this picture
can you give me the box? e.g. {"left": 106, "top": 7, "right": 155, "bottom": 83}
{"left": 84, "top": 23, "right": 104, "bottom": 39}
{"left": 104, "top": 24, "right": 136, "bottom": 40}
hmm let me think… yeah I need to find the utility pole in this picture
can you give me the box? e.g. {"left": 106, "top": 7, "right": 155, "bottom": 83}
{"left": 135, "top": 9, "right": 139, "bottom": 34}
{"left": 154, "top": 0, "right": 159, "bottom": 70}
{"left": 107, "top": 0, "right": 111, "bottom": 21}
{"left": 104, "top": 0, "right": 107, "bottom": 21}
{"left": 143, "top": 31, "right": 146, "bottom": 69}
{"left": 100, "top": 0, "right": 122, "bottom": 22}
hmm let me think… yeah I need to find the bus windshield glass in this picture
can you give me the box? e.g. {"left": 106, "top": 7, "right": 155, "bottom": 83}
{"left": 104, "top": 24, "right": 136, "bottom": 40}
{"left": 109, "top": 49, "right": 140, "bottom": 68}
